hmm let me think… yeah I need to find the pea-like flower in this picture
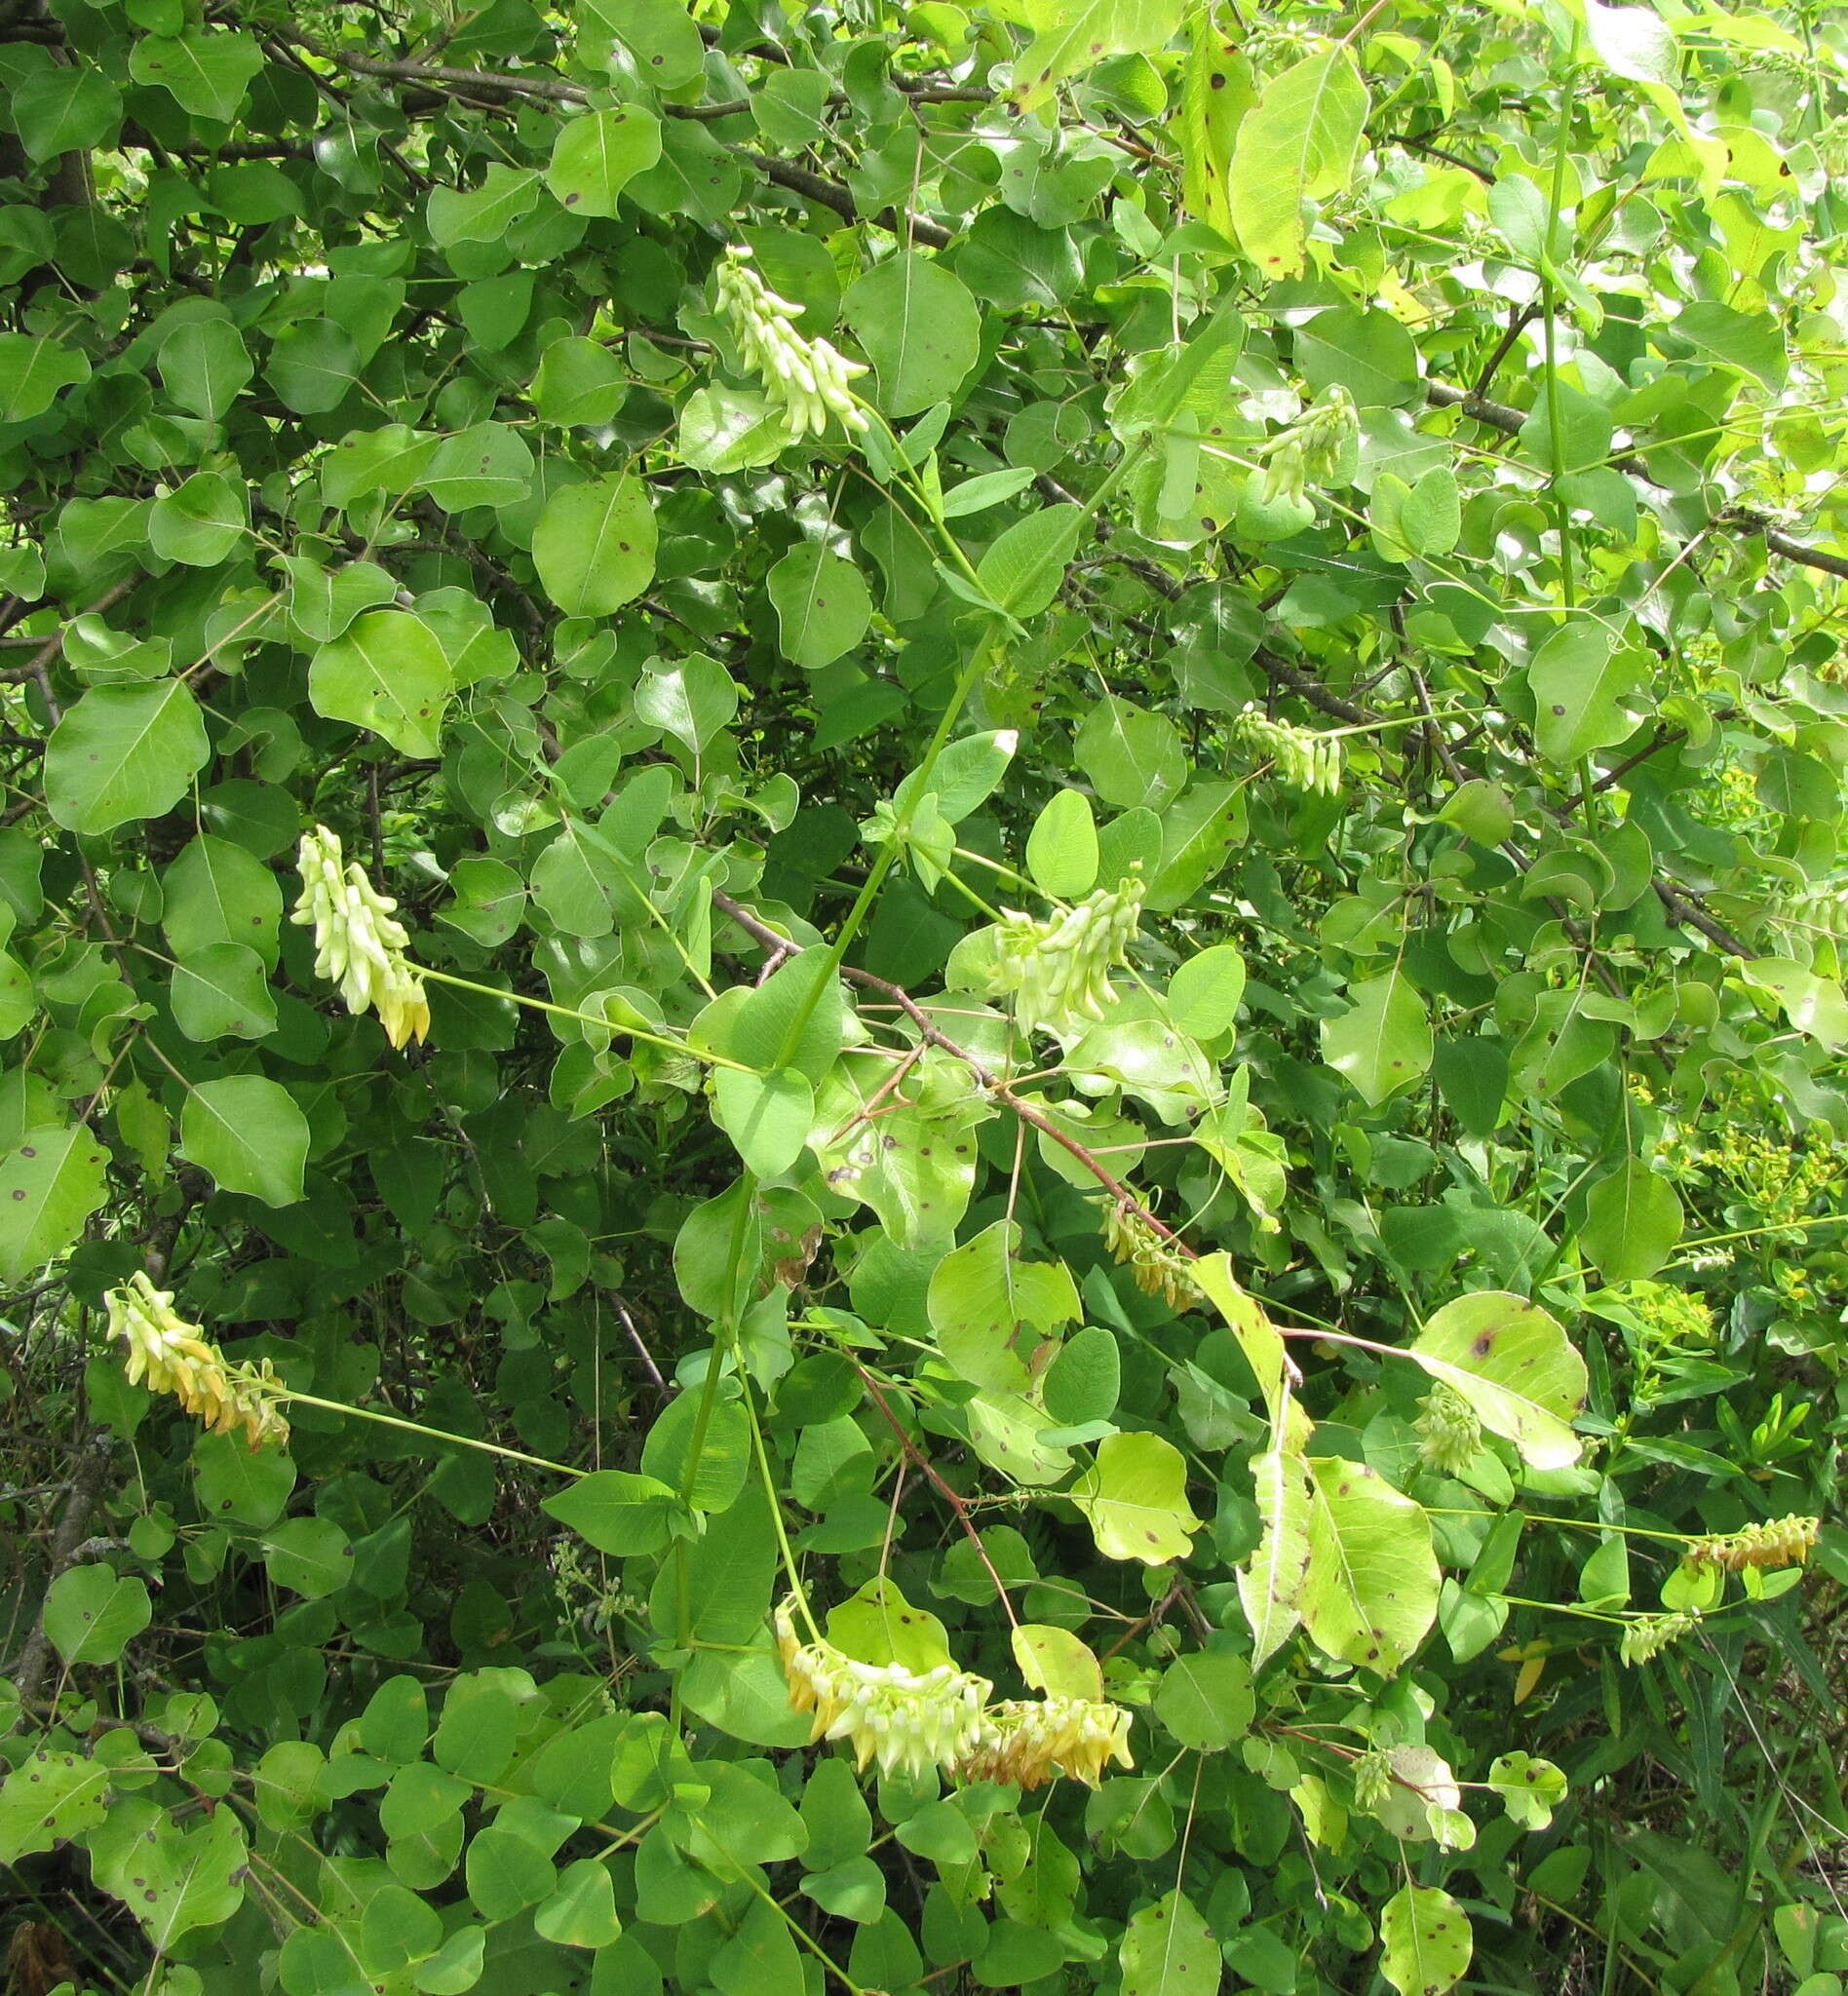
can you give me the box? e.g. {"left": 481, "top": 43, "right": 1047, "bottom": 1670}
{"left": 290, "top": 825, "right": 430, "bottom": 1049}
{"left": 958, "top": 1695, "right": 1135, "bottom": 1790}
{"left": 775, "top": 1600, "right": 991, "bottom": 1780}
{"left": 1255, "top": 384, "right": 1358, "bottom": 507}
{"left": 1229, "top": 708, "right": 1342, "bottom": 796}
{"left": 1101, "top": 1202, "right": 1201, "bottom": 1310}
{"left": 1684, "top": 1515, "right": 1819, "bottom": 1572}
{"left": 716, "top": 248, "right": 869, "bottom": 438}
{"left": 1619, "top": 1608, "right": 1700, "bottom": 1666}
{"left": 107, "top": 1271, "right": 289, "bottom": 1451}
{"left": 985, "top": 871, "right": 1144, "bottom": 1036}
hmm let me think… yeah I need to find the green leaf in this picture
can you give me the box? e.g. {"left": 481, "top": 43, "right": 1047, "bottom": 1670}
{"left": 266, "top": 319, "right": 361, "bottom": 414}
{"left": 1153, "top": 1650, "right": 1253, "bottom": 1749}
{"left": 148, "top": 471, "right": 249, "bottom": 566}
{"left": 13, "top": 65, "right": 122, "bottom": 162}
{"left": 1168, "top": 943, "right": 1246, "bottom": 1040}
{"left": 1074, "top": 696, "right": 1188, "bottom": 813}
{"left": 536, "top": 1857, "right": 625, "bottom": 1947}
{"left": 1070, "top": 1432, "right": 1202, "bottom": 1564}
{"left": 0, "top": 1742, "right": 118, "bottom": 1860}
{"left": 542, "top": 1470, "right": 679, "bottom": 1555}
{"left": 532, "top": 476, "right": 658, "bottom": 618}
{"left": 1240, "top": 1435, "right": 1314, "bottom": 1667}
{"left": 0, "top": 333, "right": 92, "bottom": 424}
{"left": 928, "top": 1217, "right": 1081, "bottom": 1393}
{"left": 194, "top": 1429, "right": 296, "bottom": 1527}
{"left": 90, "top": 1797, "right": 247, "bottom": 1946}
{"left": 1409, "top": 1291, "right": 1588, "bottom": 1471}
{"left": 1026, "top": 788, "right": 1099, "bottom": 898}
{"left": 1581, "top": 1160, "right": 1684, "bottom": 1282}
{"left": 45, "top": 1564, "right": 152, "bottom": 1666}
{"left": 1300, "top": 1456, "right": 1439, "bottom": 1673}
{"left": 309, "top": 609, "right": 453, "bottom": 757}
{"left": 426, "top": 165, "right": 543, "bottom": 246}
{"left": 1379, "top": 1883, "right": 1472, "bottom": 1996}
{"left": 1526, "top": 619, "right": 1650, "bottom": 762}
{"left": 547, "top": 107, "right": 662, "bottom": 216}
{"left": 1119, "top": 1888, "right": 1218, "bottom": 1996}
{"left": 712, "top": 1066, "right": 814, "bottom": 1177}
{"left": 0, "top": 1125, "right": 110, "bottom": 1283}
{"left": 768, "top": 544, "right": 872, "bottom": 670}
{"left": 1486, "top": 1751, "right": 1568, "bottom": 1830}
{"left": 126, "top": 29, "right": 262, "bottom": 121}
{"left": 1673, "top": 301, "right": 1786, "bottom": 390}
{"left": 533, "top": 336, "right": 630, "bottom": 426}
{"left": 178, "top": 1075, "right": 308, "bottom": 1207}
{"left": 158, "top": 319, "right": 253, "bottom": 421}
{"left": 842, "top": 254, "right": 981, "bottom": 418}
{"left": 1321, "top": 971, "right": 1433, "bottom": 1106}
{"left": 171, "top": 941, "right": 278, "bottom": 1041}
{"left": 43, "top": 680, "right": 209, "bottom": 835}
{"left": 976, "top": 504, "right": 1082, "bottom": 617}
{"left": 1227, "top": 48, "right": 1368, "bottom": 278}
{"left": 639, "top": 1387, "right": 751, "bottom": 1511}
{"left": 422, "top": 421, "right": 534, "bottom": 511}
{"left": 1584, "top": 0, "right": 1678, "bottom": 87}
{"left": 262, "top": 1516, "right": 356, "bottom": 1597}
{"left": 580, "top": 0, "right": 706, "bottom": 84}
{"left": 163, "top": 833, "right": 284, "bottom": 969}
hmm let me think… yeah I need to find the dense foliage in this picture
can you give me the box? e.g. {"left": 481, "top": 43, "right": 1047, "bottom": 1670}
{"left": 3, "top": 0, "right": 1848, "bottom": 1991}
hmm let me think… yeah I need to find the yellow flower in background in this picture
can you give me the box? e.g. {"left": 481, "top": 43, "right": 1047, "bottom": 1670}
{"left": 290, "top": 825, "right": 430, "bottom": 1049}
{"left": 107, "top": 1273, "right": 289, "bottom": 1451}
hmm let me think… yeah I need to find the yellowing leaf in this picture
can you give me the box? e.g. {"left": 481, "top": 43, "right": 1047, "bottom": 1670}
{"left": 1299, "top": 1457, "right": 1439, "bottom": 1673}
{"left": 1014, "top": 0, "right": 1186, "bottom": 116}
{"left": 1408, "top": 1291, "right": 1587, "bottom": 1472}
{"left": 1071, "top": 1432, "right": 1202, "bottom": 1564}
{"left": 1192, "top": 1251, "right": 1288, "bottom": 1421}
{"left": 1239, "top": 1423, "right": 1314, "bottom": 1668}
{"left": 1379, "top": 1883, "right": 1472, "bottom": 1996}
{"left": 1227, "top": 47, "right": 1368, "bottom": 278}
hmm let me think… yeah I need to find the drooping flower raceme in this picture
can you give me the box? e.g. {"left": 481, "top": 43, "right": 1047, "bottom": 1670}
{"left": 1684, "top": 1515, "right": 1819, "bottom": 1572}
{"left": 291, "top": 825, "right": 430, "bottom": 1049}
{"left": 1100, "top": 1201, "right": 1201, "bottom": 1310}
{"left": 716, "top": 248, "right": 869, "bottom": 438}
{"left": 959, "top": 1695, "right": 1136, "bottom": 1790}
{"left": 985, "top": 871, "right": 1145, "bottom": 1036}
{"left": 108, "top": 1271, "right": 289, "bottom": 1451}
{"left": 1619, "top": 1608, "right": 1701, "bottom": 1666}
{"left": 1254, "top": 383, "right": 1359, "bottom": 508}
{"left": 775, "top": 1601, "right": 992, "bottom": 1780}
{"left": 1229, "top": 707, "right": 1343, "bottom": 796}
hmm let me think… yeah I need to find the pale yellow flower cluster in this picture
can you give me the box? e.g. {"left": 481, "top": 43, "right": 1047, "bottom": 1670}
{"left": 985, "top": 872, "right": 1144, "bottom": 1036}
{"left": 1684, "top": 1515, "right": 1819, "bottom": 1572}
{"left": 107, "top": 1272, "right": 289, "bottom": 1451}
{"left": 1619, "top": 1608, "right": 1700, "bottom": 1666}
{"left": 959, "top": 1695, "right": 1135, "bottom": 1790}
{"left": 715, "top": 248, "right": 869, "bottom": 438}
{"left": 775, "top": 1601, "right": 1134, "bottom": 1789}
{"left": 776, "top": 1600, "right": 991, "bottom": 1780}
{"left": 1101, "top": 1202, "right": 1201, "bottom": 1311}
{"left": 290, "top": 825, "right": 430, "bottom": 1049}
